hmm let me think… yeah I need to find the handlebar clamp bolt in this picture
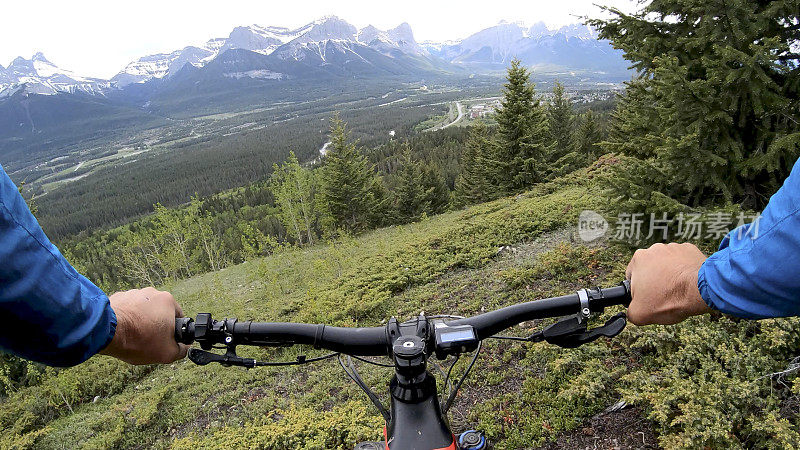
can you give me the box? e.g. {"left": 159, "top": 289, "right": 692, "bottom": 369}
{"left": 577, "top": 289, "right": 591, "bottom": 322}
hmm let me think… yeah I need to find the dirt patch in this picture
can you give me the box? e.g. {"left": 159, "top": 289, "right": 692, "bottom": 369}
{"left": 535, "top": 406, "right": 659, "bottom": 450}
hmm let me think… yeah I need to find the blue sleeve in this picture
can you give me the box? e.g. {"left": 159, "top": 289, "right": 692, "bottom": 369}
{"left": 0, "top": 164, "right": 116, "bottom": 367}
{"left": 697, "top": 158, "right": 800, "bottom": 319}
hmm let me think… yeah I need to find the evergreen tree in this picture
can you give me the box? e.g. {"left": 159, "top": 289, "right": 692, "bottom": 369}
{"left": 574, "top": 110, "right": 603, "bottom": 162}
{"left": 422, "top": 163, "right": 450, "bottom": 214}
{"left": 455, "top": 122, "right": 493, "bottom": 205}
{"left": 394, "top": 148, "right": 433, "bottom": 223}
{"left": 318, "top": 114, "right": 386, "bottom": 232}
{"left": 492, "top": 59, "right": 550, "bottom": 193}
{"left": 591, "top": 1, "right": 800, "bottom": 209}
{"left": 548, "top": 81, "right": 575, "bottom": 161}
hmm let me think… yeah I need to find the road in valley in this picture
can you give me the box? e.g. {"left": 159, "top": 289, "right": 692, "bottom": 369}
{"left": 439, "top": 101, "right": 464, "bottom": 129}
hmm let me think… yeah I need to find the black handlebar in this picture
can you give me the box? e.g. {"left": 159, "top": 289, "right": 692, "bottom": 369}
{"left": 175, "top": 280, "right": 631, "bottom": 356}
{"left": 452, "top": 282, "right": 630, "bottom": 339}
{"left": 234, "top": 322, "right": 389, "bottom": 355}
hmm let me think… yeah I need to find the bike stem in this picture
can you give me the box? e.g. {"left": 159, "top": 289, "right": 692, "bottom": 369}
{"left": 382, "top": 315, "right": 457, "bottom": 450}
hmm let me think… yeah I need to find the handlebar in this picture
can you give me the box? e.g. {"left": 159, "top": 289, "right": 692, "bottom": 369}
{"left": 175, "top": 281, "right": 631, "bottom": 357}
{"left": 452, "top": 282, "right": 630, "bottom": 339}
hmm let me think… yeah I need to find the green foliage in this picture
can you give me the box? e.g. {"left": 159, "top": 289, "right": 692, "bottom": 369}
{"left": 271, "top": 152, "right": 318, "bottom": 246}
{"left": 547, "top": 81, "right": 575, "bottom": 161}
{"left": 318, "top": 114, "right": 388, "bottom": 233}
{"left": 455, "top": 121, "right": 495, "bottom": 205}
{"left": 599, "top": 153, "right": 690, "bottom": 216}
{"left": 0, "top": 358, "right": 153, "bottom": 444}
{"left": 620, "top": 316, "right": 800, "bottom": 448}
{"left": 421, "top": 163, "right": 450, "bottom": 216}
{"left": 591, "top": 0, "right": 800, "bottom": 209}
{"left": 549, "top": 109, "right": 606, "bottom": 179}
{"left": 0, "top": 354, "right": 46, "bottom": 398}
{"left": 369, "top": 126, "right": 469, "bottom": 192}
{"left": 574, "top": 110, "right": 602, "bottom": 162}
{"left": 492, "top": 59, "right": 551, "bottom": 192}
{"left": 60, "top": 187, "right": 283, "bottom": 291}
{"left": 393, "top": 147, "right": 435, "bottom": 223}
{"left": 171, "top": 402, "right": 383, "bottom": 449}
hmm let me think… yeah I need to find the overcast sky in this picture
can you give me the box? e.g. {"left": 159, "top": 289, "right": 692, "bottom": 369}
{"left": 0, "top": 0, "right": 639, "bottom": 79}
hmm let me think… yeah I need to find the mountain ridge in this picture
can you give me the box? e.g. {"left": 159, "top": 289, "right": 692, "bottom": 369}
{"left": 0, "top": 17, "right": 627, "bottom": 98}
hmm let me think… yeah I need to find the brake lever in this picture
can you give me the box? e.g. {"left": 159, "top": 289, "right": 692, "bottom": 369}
{"left": 188, "top": 348, "right": 257, "bottom": 368}
{"left": 541, "top": 312, "right": 627, "bottom": 348}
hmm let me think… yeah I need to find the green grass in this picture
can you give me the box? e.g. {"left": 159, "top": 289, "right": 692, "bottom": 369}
{"left": 3, "top": 161, "right": 800, "bottom": 449}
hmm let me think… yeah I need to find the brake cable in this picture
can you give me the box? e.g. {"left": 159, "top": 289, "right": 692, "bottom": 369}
{"left": 442, "top": 341, "right": 482, "bottom": 414}
{"left": 349, "top": 354, "right": 395, "bottom": 368}
{"left": 187, "top": 347, "right": 340, "bottom": 367}
{"left": 338, "top": 354, "right": 391, "bottom": 421}
{"left": 487, "top": 331, "right": 544, "bottom": 342}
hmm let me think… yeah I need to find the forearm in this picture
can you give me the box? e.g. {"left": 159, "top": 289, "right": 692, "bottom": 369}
{"left": 0, "top": 166, "right": 115, "bottom": 367}
{"left": 698, "top": 160, "right": 800, "bottom": 319}
{"left": 699, "top": 222, "right": 800, "bottom": 319}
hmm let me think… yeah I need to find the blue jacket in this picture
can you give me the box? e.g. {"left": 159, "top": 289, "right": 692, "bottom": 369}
{"left": 0, "top": 164, "right": 115, "bottom": 367}
{"left": 698, "top": 158, "right": 800, "bottom": 318}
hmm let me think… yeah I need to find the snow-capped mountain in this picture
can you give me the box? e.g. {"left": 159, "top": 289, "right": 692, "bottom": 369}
{"left": 0, "top": 64, "right": 10, "bottom": 86}
{"left": 111, "top": 43, "right": 218, "bottom": 87}
{"left": 0, "top": 53, "right": 110, "bottom": 97}
{"left": 358, "top": 22, "right": 425, "bottom": 56}
{"left": 112, "top": 16, "right": 434, "bottom": 86}
{"left": 423, "top": 21, "right": 620, "bottom": 73}
{"left": 2, "top": 17, "right": 629, "bottom": 104}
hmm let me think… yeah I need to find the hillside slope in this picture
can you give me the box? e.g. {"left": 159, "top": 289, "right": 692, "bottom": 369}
{"left": 2, "top": 162, "right": 799, "bottom": 449}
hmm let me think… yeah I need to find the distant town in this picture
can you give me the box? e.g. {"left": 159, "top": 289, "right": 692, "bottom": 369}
{"left": 468, "top": 88, "right": 619, "bottom": 119}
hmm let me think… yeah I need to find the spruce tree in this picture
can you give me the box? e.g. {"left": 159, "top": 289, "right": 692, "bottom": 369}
{"left": 574, "top": 110, "right": 602, "bottom": 162}
{"left": 455, "top": 122, "right": 493, "bottom": 205}
{"left": 548, "top": 81, "right": 575, "bottom": 161}
{"left": 421, "top": 163, "right": 450, "bottom": 214}
{"left": 591, "top": 1, "right": 800, "bottom": 209}
{"left": 394, "top": 148, "right": 432, "bottom": 223}
{"left": 318, "top": 114, "right": 385, "bottom": 232}
{"left": 493, "top": 59, "right": 550, "bottom": 193}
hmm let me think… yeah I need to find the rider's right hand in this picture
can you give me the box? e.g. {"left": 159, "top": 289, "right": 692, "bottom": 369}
{"left": 100, "top": 287, "right": 188, "bottom": 364}
{"left": 625, "top": 242, "right": 712, "bottom": 325}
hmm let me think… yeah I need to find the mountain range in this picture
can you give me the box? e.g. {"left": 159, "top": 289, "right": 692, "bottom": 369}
{"left": 0, "top": 16, "right": 628, "bottom": 100}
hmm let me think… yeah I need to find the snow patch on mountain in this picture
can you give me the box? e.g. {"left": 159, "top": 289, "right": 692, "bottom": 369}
{"left": 0, "top": 53, "right": 110, "bottom": 97}
{"left": 357, "top": 22, "right": 424, "bottom": 56}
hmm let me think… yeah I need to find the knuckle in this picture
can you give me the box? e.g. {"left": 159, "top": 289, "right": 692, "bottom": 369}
{"left": 626, "top": 310, "right": 643, "bottom": 326}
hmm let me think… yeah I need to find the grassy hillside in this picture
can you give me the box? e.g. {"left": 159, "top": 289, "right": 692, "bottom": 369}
{"left": 2, "top": 161, "right": 800, "bottom": 449}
